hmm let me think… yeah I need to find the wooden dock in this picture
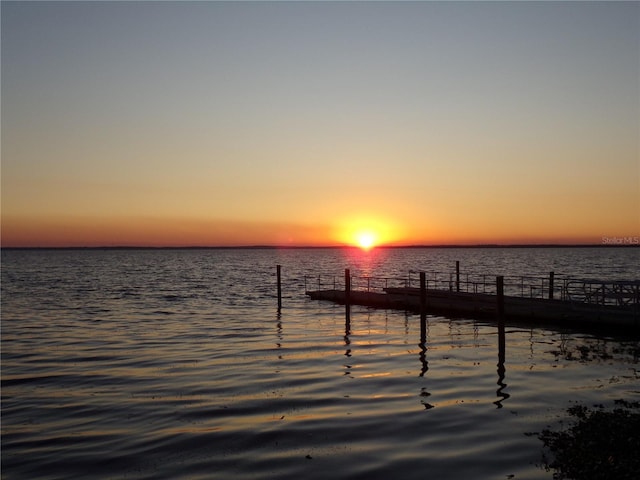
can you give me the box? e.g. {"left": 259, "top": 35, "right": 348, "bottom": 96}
{"left": 304, "top": 269, "right": 640, "bottom": 332}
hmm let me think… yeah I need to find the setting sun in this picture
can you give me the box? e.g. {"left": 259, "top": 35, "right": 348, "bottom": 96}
{"left": 333, "top": 214, "right": 405, "bottom": 248}
{"left": 356, "top": 231, "right": 377, "bottom": 250}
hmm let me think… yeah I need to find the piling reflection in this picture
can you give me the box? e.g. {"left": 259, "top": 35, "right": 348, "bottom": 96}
{"left": 420, "top": 387, "right": 434, "bottom": 410}
{"left": 494, "top": 320, "right": 510, "bottom": 408}
{"left": 344, "top": 304, "right": 351, "bottom": 341}
{"left": 419, "top": 312, "right": 429, "bottom": 377}
{"left": 276, "top": 311, "right": 282, "bottom": 338}
{"left": 345, "top": 301, "right": 351, "bottom": 329}
{"left": 418, "top": 312, "right": 433, "bottom": 408}
{"left": 329, "top": 304, "right": 639, "bottom": 420}
{"left": 276, "top": 311, "right": 283, "bottom": 359}
{"left": 344, "top": 305, "right": 352, "bottom": 375}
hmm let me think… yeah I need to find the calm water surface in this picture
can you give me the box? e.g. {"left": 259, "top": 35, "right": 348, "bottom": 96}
{"left": 2, "top": 247, "right": 639, "bottom": 479}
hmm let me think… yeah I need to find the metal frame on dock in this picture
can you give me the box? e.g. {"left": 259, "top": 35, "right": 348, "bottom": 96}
{"left": 300, "top": 267, "right": 639, "bottom": 331}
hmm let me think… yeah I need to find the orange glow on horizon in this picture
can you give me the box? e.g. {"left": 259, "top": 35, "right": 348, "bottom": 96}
{"left": 333, "top": 214, "right": 405, "bottom": 248}
{"left": 0, "top": 215, "right": 337, "bottom": 248}
{"left": 0, "top": 214, "right": 627, "bottom": 248}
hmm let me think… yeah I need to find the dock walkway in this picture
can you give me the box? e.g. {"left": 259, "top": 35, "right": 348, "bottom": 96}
{"left": 305, "top": 270, "right": 639, "bottom": 331}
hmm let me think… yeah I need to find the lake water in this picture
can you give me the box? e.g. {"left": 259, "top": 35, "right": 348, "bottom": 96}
{"left": 2, "top": 247, "right": 639, "bottom": 479}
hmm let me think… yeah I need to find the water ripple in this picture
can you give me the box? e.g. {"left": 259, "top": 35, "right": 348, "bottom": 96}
{"left": 2, "top": 248, "right": 639, "bottom": 479}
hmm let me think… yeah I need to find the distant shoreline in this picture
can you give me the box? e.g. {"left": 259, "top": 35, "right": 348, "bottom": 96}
{"left": 2, "top": 244, "right": 639, "bottom": 251}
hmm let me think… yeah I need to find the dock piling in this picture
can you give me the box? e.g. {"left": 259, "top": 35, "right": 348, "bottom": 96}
{"left": 345, "top": 269, "right": 351, "bottom": 305}
{"left": 496, "top": 276, "right": 505, "bottom": 319}
{"left": 456, "top": 261, "right": 460, "bottom": 292}
{"left": 549, "top": 271, "right": 555, "bottom": 300}
{"left": 420, "top": 271, "right": 427, "bottom": 314}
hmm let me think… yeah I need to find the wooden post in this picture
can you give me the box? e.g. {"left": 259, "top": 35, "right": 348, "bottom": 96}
{"left": 496, "top": 276, "right": 505, "bottom": 319}
{"left": 548, "top": 271, "right": 555, "bottom": 300}
{"left": 420, "top": 271, "right": 427, "bottom": 314}
{"left": 456, "top": 261, "right": 460, "bottom": 292}
{"left": 276, "top": 265, "right": 282, "bottom": 310}
{"left": 344, "top": 269, "right": 351, "bottom": 305}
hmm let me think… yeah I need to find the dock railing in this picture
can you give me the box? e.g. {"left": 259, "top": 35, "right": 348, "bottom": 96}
{"left": 304, "top": 271, "right": 640, "bottom": 308}
{"left": 304, "top": 273, "right": 411, "bottom": 294}
{"left": 564, "top": 279, "right": 640, "bottom": 307}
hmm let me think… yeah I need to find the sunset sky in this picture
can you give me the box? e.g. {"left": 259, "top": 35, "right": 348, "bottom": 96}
{"left": 2, "top": 1, "right": 639, "bottom": 247}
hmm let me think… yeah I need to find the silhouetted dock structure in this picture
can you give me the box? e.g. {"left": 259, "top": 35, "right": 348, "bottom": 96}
{"left": 304, "top": 267, "right": 640, "bottom": 331}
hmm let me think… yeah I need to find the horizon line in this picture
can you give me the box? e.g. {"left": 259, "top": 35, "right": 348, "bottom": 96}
{"left": 2, "top": 243, "right": 638, "bottom": 250}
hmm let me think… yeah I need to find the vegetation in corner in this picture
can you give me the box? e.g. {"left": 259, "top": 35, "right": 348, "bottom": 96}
{"left": 531, "top": 399, "right": 640, "bottom": 480}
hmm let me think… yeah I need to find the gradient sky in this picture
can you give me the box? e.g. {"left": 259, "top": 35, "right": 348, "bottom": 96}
{"left": 2, "top": 1, "right": 639, "bottom": 247}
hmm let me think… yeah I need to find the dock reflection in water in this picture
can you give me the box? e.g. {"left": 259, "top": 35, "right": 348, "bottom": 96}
{"left": 495, "top": 319, "right": 511, "bottom": 408}
{"left": 342, "top": 304, "right": 515, "bottom": 412}
{"left": 419, "top": 312, "right": 429, "bottom": 378}
{"left": 3, "top": 248, "right": 639, "bottom": 480}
